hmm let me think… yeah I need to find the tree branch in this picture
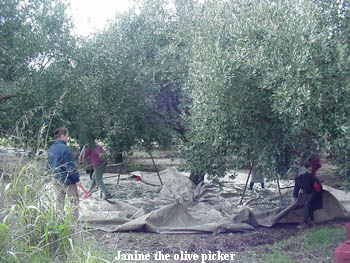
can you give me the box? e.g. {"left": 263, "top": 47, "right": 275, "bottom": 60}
{"left": 0, "top": 94, "right": 17, "bottom": 104}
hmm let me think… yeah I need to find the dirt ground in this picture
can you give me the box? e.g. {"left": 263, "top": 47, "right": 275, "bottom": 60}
{"left": 86, "top": 220, "right": 344, "bottom": 263}
{"left": 89, "top": 223, "right": 297, "bottom": 253}
{"left": 80, "top": 151, "right": 345, "bottom": 263}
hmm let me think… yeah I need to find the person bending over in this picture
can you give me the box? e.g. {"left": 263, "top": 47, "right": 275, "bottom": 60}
{"left": 83, "top": 142, "right": 112, "bottom": 200}
{"left": 292, "top": 162, "right": 322, "bottom": 229}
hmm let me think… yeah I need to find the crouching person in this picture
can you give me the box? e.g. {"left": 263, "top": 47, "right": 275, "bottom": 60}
{"left": 292, "top": 168, "right": 323, "bottom": 229}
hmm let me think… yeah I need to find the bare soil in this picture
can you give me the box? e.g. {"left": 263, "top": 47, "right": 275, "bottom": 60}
{"left": 90, "top": 224, "right": 297, "bottom": 253}
{"left": 86, "top": 220, "right": 345, "bottom": 263}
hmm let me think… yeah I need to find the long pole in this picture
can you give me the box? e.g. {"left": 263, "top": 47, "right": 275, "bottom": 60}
{"left": 239, "top": 163, "right": 254, "bottom": 205}
{"left": 276, "top": 174, "right": 283, "bottom": 206}
{"left": 148, "top": 151, "right": 163, "bottom": 185}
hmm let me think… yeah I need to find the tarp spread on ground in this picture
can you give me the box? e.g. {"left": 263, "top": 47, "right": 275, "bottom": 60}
{"left": 79, "top": 167, "right": 350, "bottom": 233}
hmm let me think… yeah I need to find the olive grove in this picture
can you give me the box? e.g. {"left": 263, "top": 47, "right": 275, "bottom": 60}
{"left": 183, "top": 0, "right": 350, "bottom": 183}
{"left": 1, "top": 0, "right": 349, "bottom": 186}
{"left": 0, "top": 0, "right": 76, "bottom": 149}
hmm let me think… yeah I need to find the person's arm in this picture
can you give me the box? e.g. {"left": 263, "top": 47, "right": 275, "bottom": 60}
{"left": 292, "top": 177, "right": 301, "bottom": 204}
{"left": 82, "top": 148, "right": 90, "bottom": 164}
{"left": 78, "top": 145, "right": 86, "bottom": 164}
{"left": 63, "top": 148, "right": 80, "bottom": 183}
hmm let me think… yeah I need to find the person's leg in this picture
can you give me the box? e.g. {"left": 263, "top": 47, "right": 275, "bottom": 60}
{"left": 53, "top": 180, "right": 66, "bottom": 217}
{"left": 261, "top": 182, "right": 265, "bottom": 189}
{"left": 89, "top": 167, "right": 94, "bottom": 180}
{"left": 249, "top": 182, "right": 254, "bottom": 190}
{"left": 296, "top": 194, "right": 312, "bottom": 229}
{"left": 88, "top": 173, "right": 97, "bottom": 193}
{"left": 304, "top": 199, "right": 311, "bottom": 223}
{"left": 66, "top": 183, "right": 80, "bottom": 221}
{"left": 94, "top": 163, "right": 111, "bottom": 198}
{"left": 304, "top": 192, "right": 317, "bottom": 225}
{"left": 308, "top": 191, "right": 319, "bottom": 223}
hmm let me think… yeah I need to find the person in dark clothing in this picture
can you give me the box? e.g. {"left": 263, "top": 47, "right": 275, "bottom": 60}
{"left": 48, "top": 127, "right": 81, "bottom": 221}
{"left": 292, "top": 169, "right": 323, "bottom": 229}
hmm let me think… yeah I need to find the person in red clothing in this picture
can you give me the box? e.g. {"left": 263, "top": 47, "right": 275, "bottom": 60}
{"left": 79, "top": 144, "right": 94, "bottom": 180}
{"left": 83, "top": 141, "right": 112, "bottom": 199}
{"left": 309, "top": 157, "right": 322, "bottom": 192}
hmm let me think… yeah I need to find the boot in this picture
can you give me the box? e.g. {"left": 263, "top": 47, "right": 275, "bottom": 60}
{"left": 104, "top": 193, "right": 113, "bottom": 200}
{"left": 296, "top": 222, "right": 307, "bottom": 230}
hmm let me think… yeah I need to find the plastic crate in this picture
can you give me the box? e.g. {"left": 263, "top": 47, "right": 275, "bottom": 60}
{"left": 335, "top": 223, "right": 350, "bottom": 263}
{"left": 335, "top": 242, "right": 350, "bottom": 263}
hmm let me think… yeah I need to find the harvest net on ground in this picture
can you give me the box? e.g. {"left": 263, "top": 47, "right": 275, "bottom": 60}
{"left": 75, "top": 167, "right": 350, "bottom": 233}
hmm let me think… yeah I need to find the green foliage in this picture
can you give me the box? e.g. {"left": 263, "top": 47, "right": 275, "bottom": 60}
{"left": 1, "top": 157, "right": 70, "bottom": 262}
{"left": 258, "top": 226, "right": 345, "bottom": 263}
{"left": 0, "top": 154, "right": 111, "bottom": 262}
{"left": 182, "top": 0, "right": 350, "bottom": 183}
{"left": 2, "top": 0, "right": 350, "bottom": 186}
{"left": 70, "top": 0, "right": 188, "bottom": 156}
{"left": 127, "top": 163, "right": 147, "bottom": 170}
{"left": 0, "top": 0, "right": 76, "bottom": 148}
{"left": 264, "top": 252, "right": 291, "bottom": 263}
{"left": 303, "top": 226, "right": 346, "bottom": 250}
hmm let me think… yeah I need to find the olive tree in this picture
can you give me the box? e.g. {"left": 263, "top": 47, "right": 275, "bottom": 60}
{"left": 71, "top": 0, "right": 191, "bottom": 159}
{"left": 0, "top": 0, "right": 75, "bottom": 149}
{"left": 184, "top": 0, "right": 350, "bottom": 183}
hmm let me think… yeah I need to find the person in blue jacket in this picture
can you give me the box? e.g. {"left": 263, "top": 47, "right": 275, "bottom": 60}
{"left": 48, "top": 127, "right": 80, "bottom": 221}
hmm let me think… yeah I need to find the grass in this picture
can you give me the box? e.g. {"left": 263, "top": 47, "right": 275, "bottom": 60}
{"left": 125, "top": 163, "right": 147, "bottom": 170}
{"left": 0, "top": 152, "right": 114, "bottom": 263}
{"left": 303, "top": 226, "right": 345, "bottom": 250}
{"left": 243, "top": 226, "right": 346, "bottom": 263}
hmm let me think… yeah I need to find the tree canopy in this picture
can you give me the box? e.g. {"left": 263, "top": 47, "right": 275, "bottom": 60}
{"left": 1, "top": 0, "right": 349, "bottom": 186}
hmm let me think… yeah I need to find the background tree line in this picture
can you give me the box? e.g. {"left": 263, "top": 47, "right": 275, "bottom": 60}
{"left": 1, "top": 0, "right": 349, "bottom": 186}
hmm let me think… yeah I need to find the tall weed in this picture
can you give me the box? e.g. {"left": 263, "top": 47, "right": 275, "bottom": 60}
{"left": 0, "top": 151, "right": 111, "bottom": 262}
